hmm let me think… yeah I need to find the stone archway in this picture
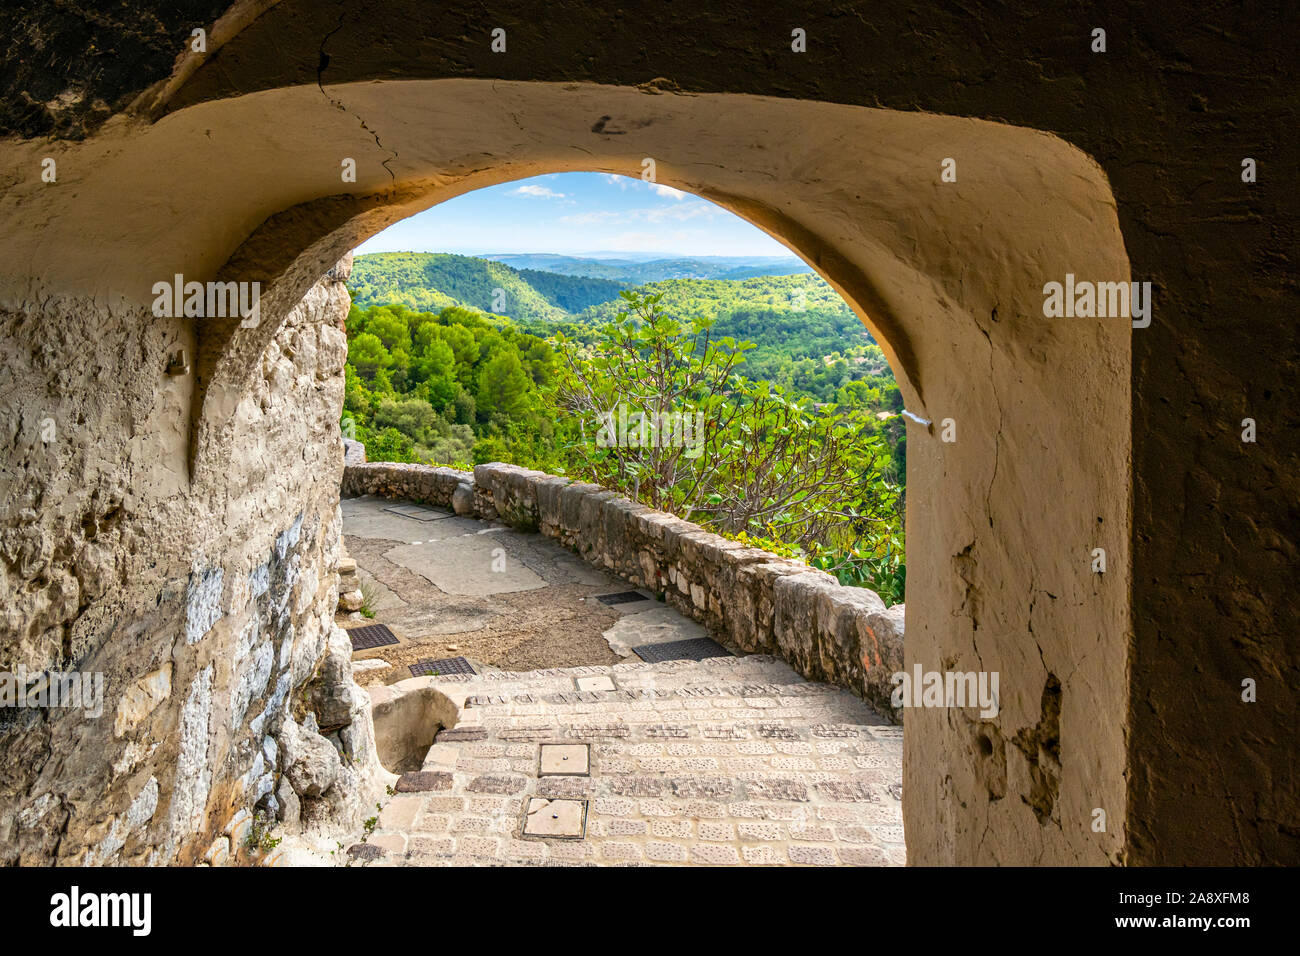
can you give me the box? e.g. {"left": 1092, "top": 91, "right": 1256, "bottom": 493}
{"left": 0, "top": 75, "right": 1132, "bottom": 864}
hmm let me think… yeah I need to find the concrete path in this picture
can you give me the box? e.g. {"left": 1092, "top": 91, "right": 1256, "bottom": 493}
{"left": 342, "top": 495, "right": 706, "bottom": 675}
{"left": 341, "top": 496, "right": 905, "bottom": 867}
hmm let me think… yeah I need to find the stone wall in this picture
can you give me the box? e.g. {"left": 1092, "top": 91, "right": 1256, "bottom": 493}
{"left": 0, "top": 264, "right": 385, "bottom": 865}
{"left": 341, "top": 461, "right": 906, "bottom": 721}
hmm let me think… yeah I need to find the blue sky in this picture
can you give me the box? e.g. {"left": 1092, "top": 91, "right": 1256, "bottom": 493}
{"left": 354, "top": 172, "right": 794, "bottom": 258}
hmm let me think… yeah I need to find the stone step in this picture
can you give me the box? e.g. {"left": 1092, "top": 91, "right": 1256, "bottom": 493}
{"left": 440, "top": 694, "right": 889, "bottom": 736}
{"left": 459, "top": 654, "right": 806, "bottom": 685}
{"left": 432, "top": 665, "right": 858, "bottom": 700}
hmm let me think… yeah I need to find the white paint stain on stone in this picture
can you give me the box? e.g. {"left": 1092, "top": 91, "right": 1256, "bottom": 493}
{"left": 230, "top": 639, "right": 273, "bottom": 730}
{"left": 250, "top": 670, "right": 291, "bottom": 738}
{"left": 275, "top": 514, "right": 304, "bottom": 560}
{"left": 185, "top": 566, "right": 224, "bottom": 644}
{"left": 248, "top": 561, "right": 270, "bottom": 600}
{"left": 170, "top": 665, "right": 213, "bottom": 833}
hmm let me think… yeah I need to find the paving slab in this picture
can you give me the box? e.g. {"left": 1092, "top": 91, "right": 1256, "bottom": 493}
{"left": 384, "top": 536, "right": 547, "bottom": 597}
{"left": 342, "top": 495, "right": 484, "bottom": 542}
{"left": 602, "top": 606, "right": 710, "bottom": 657}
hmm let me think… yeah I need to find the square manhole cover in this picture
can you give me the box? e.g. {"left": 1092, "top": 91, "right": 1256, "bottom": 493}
{"left": 409, "top": 656, "right": 476, "bottom": 677}
{"left": 346, "top": 623, "right": 400, "bottom": 650}
{"left": 631, "top": 637, "right": 732, "bottom": 663}
{"left": 575, "top": 674, "right": 615, "bottom": 693}
{"left": 596, "top": 590, "right": 648, "bottom": 606}
{"left": 383, "top": 503, "right": 453, "bottom": 522}
{"left": 539, "top": 743, "right": 589, "bottom": 776}
{"left": 521, "top": 798, "right": 587, "bottom": 839}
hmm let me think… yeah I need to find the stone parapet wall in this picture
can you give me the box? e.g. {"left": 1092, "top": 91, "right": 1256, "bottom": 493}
{"left": 342, "top": 461, "right": 905, "bottom": 721}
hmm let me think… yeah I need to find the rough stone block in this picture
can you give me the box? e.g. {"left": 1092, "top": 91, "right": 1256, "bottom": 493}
{"left": 451, "top": 482, "right": 475, "bottom": 516}
{"left": 773, "top": 571, "right": 841, "bottom": 678}
{"left": 395, "top": 771, "right": 454, "bottom": 792}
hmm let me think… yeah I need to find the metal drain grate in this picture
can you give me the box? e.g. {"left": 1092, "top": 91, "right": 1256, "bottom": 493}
{"left": 631, "top": 637, "right": 732, "bottom": 663}
{"left": 346, "top": 623, "right": 400, "bottom": 650}
{"left": 596, "top": 590, "right": 648, "bottom": 606}
{"left": 409, "top": 656, "right": 476, "bottom": 677}
{"left": 383, "top": 504, "right": 455, "bottom": 522}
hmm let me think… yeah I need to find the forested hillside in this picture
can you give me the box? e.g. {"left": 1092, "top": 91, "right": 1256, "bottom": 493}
{"left": 514, "top": 266, "right": 626, "bottom": 313}
{"left": 349, "top": 252, "right": 625, "bottom": 320}
{"left": 573, "top": 273, "right": 852, "bottom": 322}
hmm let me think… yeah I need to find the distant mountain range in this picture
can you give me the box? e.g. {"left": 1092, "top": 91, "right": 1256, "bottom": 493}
{"left": 482, "top": 253, "right": 813, "bottom": 284}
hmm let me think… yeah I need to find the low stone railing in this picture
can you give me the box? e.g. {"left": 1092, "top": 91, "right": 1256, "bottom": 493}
{"left": 341, "top": 461, "right": 904, "bottom": 722}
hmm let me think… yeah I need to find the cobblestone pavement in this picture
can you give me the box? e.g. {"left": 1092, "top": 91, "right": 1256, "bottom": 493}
{"left": 350, "top": 653, "right": 905, "bottom": 867}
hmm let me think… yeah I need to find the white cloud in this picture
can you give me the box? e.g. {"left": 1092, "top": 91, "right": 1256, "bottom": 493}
{"left": 514, "top": 185, "right": 567, "bottom": 199}
{"left": 597, "top": 176, "right": 686, "bottom": 199}
{"left": 642, "top": 201, "right": 713, "bottom": 223}
{"left": 560, "top": 200, "right": 715, "bottom": 227}
{"left": 560, "top": 210, "right": 623, "bottom": 225}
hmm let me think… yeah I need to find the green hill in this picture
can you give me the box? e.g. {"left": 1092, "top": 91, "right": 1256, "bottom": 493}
{"left": 574, "top": 274, "right": 860, "bottom": 325}
{"left": 513, "top": 267, "right": 627, "bottom": 313}
{"left": 348, "top": 252, "right": 625, "bottom": 322}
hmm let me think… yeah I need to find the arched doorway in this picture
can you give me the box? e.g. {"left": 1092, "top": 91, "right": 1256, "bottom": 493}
{"left": 0, "top": 77, "right": 1133, "bottom": 865}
